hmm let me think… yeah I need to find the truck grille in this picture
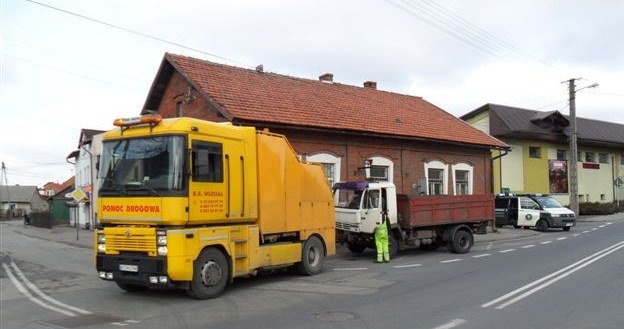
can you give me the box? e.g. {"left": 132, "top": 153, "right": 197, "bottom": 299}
{"left": 104, "top": 227, "right": 156, "bottom": 254}
{"left": 335, "top": 222, "right": 359, "bottom": 232}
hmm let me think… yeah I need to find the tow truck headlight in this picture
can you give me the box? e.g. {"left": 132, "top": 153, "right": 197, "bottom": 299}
{"left": 157, "top": 235, "right": 167, "bottom": 246}
{"left": 157, "top": 246, "right": 168, "bottom": 256}
{"left": 97, "top": 234, "right": 106, "bottom": 253}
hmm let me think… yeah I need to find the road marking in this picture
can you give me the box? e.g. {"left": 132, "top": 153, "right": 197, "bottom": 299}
{"left": 2, "top": 263, "right": 76, "bottom": 317}
{"left": 486, "top": 242, "right": 493, "bottom": 250}
{"left": 499, "top": 249, "right": 515, "bottom": 253}
{"left": 333, "top": 268, "right": 368, "bottom": 271}
{"left": 557, "top": 237, "right": 567, "bottom": 241}
{"left": 573, "top": 234, "right": 581, "bottom": 236}
{"left": 440, "top": 259, "right": 461, "bottom": 263}
{"left": 591, "top": 228, "right": 598, "bottom": 231}
{"left": 482, "top": 240, "right": 624, "bottom": 310}
{"left": 582, "top": 230, "right": 590, "bottom": 233}
{"left": 9, "top": 262, "right": 91, "bottom": 315}
{"left": 541, "top": 241, "right": 553, "bottom": 245}
{"left": 599, "top": 225, "right": 606, "bottom": 228}
{"left": 431, "top": 318, "right": 467, "bottom": 329}
{"left": 606, "top": 222, "right": 613, "bottom": 226}
{"left": 522, "top": 245, "right": 535, "bottom": 249}
{"left": 393, "top": 264, "right": 422, "bottom": 268}
{"left": 472, "top": 253, "right": 492, "bottom": 258}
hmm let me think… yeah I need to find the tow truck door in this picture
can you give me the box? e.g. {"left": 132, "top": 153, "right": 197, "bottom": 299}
{"left": 517, "top": 197, "right": 541, "bottom": 227}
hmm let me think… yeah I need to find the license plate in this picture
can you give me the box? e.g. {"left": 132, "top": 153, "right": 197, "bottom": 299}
{"left": 119, "top": 264, "right": 139, "bottom": 272}
{"left": 565, "top": 223, "right": 573, "bottom": 227}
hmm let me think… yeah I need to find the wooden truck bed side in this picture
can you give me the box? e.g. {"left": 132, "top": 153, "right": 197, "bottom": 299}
{"left": 397, "top": 194, "right": 494, "bottom": 228}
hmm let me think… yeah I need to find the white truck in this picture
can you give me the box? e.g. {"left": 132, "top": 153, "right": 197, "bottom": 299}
{"left": 334, "top": 181, "right": 494, "bottom": 255}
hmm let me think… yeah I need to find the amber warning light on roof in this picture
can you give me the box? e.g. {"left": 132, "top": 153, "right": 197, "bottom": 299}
{"left": 113, "top": 114, "right": 162, "bottom": 127}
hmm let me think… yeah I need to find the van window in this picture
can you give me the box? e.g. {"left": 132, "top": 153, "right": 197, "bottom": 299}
{"left": 520, "top": 197, "right": 540, "bottom": 210}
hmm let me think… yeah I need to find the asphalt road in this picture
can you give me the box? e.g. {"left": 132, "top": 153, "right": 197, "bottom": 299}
{"left": 1, "top": 219, "right": 623, "bottom": 329}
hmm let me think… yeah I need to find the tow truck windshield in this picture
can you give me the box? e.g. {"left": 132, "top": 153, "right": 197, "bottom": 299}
{"left": 98, "top": 135, "right": 186, "bottom": 196}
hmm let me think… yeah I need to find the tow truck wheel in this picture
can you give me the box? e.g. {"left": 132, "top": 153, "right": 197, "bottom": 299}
{"left": 449, "top": 230, "right": 473, "bottom": 254}
{"left": 187, "top": 248, "right": 229, "bottom": 300}
{"left": 296, "top": 236, "right": 325, "bottom": 275}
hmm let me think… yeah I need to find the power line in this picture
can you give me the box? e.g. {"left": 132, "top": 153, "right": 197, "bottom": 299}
{"left": 22, "top": 0, "right": 254, "bottom": 69}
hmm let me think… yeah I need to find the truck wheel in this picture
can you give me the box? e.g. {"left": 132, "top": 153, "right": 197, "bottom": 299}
{"left": 348, "top": 243, "right": 367, "bottom": 254}
{"left": 116, "top": 282, "right": 146, "bottom": 292}
{"left": 449, "top": 230, "right": 473, "bottom": 254}
{"left": 388, "top": 235, "right": 398, "bottom": 258}
{"left": 296, "top": 236, "right": 325, "bottom": 275}
{"left": 537, "top": 220, "right": 549, "bottom": 232}
{"left": 187, "top": 248, "right": 229, "bottom": 299}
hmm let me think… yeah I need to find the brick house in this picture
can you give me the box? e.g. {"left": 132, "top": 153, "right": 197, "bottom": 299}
{"left": 141, "top": 53, "right": 507, "bottom": 197}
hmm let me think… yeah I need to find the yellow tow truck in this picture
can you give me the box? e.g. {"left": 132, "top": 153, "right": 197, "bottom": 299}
{"left": 95, "top": 114, "right": 335, "bottom": 299}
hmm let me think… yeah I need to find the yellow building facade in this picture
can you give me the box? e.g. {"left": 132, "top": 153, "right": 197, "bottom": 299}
{"left": 464, "top": 104, "right": 624, "bottom": 206}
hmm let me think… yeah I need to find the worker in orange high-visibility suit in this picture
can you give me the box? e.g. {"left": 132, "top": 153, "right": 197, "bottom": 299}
{"left": 374, "top": 212, "right": 390, "bottom": 263}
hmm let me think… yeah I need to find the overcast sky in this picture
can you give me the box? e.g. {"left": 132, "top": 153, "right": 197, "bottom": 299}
{"left": 1, "top": 0, "right": 623, "bottom": 187}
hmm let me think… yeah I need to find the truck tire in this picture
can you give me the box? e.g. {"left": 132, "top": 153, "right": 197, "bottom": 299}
{"left": 449, "top": 230, "right": 473, "bottom": 254}
{"left": 537, "top": 219, "right": 549, "bottom": 232}
{"left": 388, "top": 234, "right": 398, "bottom": 258}
{"left": 348, "top": 243, "right": 367, "bottom": 254}
{"left": 296, "top": 236, "right": 325, "bottom": 275}
{"left": 187, "top": 248, "right": 229, "bottom": 300}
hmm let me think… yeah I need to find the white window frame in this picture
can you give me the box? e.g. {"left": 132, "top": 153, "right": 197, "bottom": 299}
{"left": 452, "top": 162, "right": 474, "bottom": 195}
{"left": 307, "top": 153, "right": 341, "bottom": 187}
{"left": 367, "top": 156, "right": 394, "bottom": 183}
{"left": 425, "top": 160, "right": 448, "bottom": 195}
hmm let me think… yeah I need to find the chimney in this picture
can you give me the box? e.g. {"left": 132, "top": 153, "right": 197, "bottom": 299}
{"left": 319, "top": 73, "right": 333, "bottom": 83}
{"left": 255, "top": 65, "right": 264, "bottom": 73}
{"left": 363, "top": 81, "right": 377, "bottom": 89}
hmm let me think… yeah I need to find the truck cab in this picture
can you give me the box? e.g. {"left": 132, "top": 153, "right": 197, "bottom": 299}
{"left": 495, "top": 194, "right": 576, "bottom": 231}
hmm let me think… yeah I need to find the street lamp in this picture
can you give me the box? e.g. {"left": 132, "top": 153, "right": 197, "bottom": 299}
{"left": 566, "top": 79, "right": 599, "bottom": 217}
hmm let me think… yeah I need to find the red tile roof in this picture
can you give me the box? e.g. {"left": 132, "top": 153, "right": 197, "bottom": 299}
{"left": 162, "top": 53, "right": 507, "bottom": 149}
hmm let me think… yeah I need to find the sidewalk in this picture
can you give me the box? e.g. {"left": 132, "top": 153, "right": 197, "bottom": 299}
{"left": 4, "top": 212, "right": 622, "bottom": 251}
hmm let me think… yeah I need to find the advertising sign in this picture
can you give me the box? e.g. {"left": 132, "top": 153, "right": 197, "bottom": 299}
{"left": 549, "top": 160, "right": 568, "bottom": 194}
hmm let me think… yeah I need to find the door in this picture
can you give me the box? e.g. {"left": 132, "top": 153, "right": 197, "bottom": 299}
{"left": 517, "top": 197, "right": 541, "bottom": 227}
{"left": 361, "top": 189, "right": 383, "bottom": 234}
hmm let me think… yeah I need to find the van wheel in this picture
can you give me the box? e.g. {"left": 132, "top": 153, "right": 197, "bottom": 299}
{"left": 449, "top": 230, "right": 473, "bottom": 254}
{"left": 296, "top": 236, "right": 325, "bottom": 275}
{"left": 537, "top": 220, "right": 549, "bottom": 232}
{"left": 187, "top": 248, "right": 229, "bottom": 299}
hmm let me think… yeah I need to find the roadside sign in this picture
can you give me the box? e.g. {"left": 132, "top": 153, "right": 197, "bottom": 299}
{"left": 70, "top": 188, "right": 87, "bottom": 202}
{"left": 615, "top": 177, "right": 624, "bottom": 188}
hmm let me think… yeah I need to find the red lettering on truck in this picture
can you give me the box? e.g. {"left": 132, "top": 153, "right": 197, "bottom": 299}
{"left": 102, "top": 205, "right": 124, "bottom": 212}
{"left": 125, "top": 205, "right": 160, "bottom": 213}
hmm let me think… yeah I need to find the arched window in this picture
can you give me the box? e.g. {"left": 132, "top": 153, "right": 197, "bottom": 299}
{"left": 307, "top": 153, "right": 341, "bottom": 187}
{"left": 367, "top": 156, "right": 394, "bottom": 183}
{"left": 424, "top": 160, "right": 448, "bottom": 195}
{"left": 452, "top": 162, "right": 473, "bottom": 195}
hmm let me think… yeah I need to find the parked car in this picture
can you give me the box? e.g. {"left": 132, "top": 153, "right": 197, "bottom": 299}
{"left": 495, "top": 194, "right": 576, "bottom": 231}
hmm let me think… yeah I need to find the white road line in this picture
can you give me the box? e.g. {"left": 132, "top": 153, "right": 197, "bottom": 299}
{"left": 431, "top": 318, "right": 467, "bottom": 329}
{"left": 541, "top": 241, "right": 553, "bottom": 245}
{"left": 573, "top": 234, "right": 581, "bottom": 236}
{"left": 125, "top": 320, "right": 141, "bottom": 324}
{"left": 440, "top": 259, "right": 461, "bottom": 263}
{"left": 591, "top": 228, "right": 598, "bottom": 231}
{"left": 333, "top": 268, "right": 368, "bottom": 271}
{"left": 522, "top": 245, "right": 535, "bottom": 249}
{"left": 393, "top": 264, "right": 422, "bottom": 269}
{"left": 494, "top": 242, "right": 624, "bottom": 309}
{"left": 582, "top": 230, "right": 590, "bottom": 233}
{"left": 10, "top": 262, "right": 92, "bottom": 315}
{"left": 2, "top": 263, "right": 76, "bottom": 317}
{"left": 499, "top": 249, "right": 515, "bottom": 253}
{"left": 472, "top": 253, "right": 492, "bottom": 258}
{"left": 482, "top": 240, "right": 624, "bottom": 309}
{"left": 599, "top": 225, "right": 606, "bottom": 228}
{"left": 111, "top": 323, "right": 129, "bottom": 327}
{"left": 606, "top": 222, "right": 613, "bottom": 226}
{"left": 557, "top": 237, "right": 567, "bottom": 241}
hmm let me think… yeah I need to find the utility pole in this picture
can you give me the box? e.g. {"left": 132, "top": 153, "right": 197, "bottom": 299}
{"left": 565, "top": 78, "right": 599, "bottom": 217}
{"left": 567, "top": 78, "right": 579, "bottom": 217}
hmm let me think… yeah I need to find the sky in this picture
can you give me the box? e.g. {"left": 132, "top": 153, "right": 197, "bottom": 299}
{"left": 1, "top": 0, "right": 623, "bottom": 187}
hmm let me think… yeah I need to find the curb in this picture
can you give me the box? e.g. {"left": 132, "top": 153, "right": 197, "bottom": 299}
{"left": 12, "top": 228, "right": 92, "bottom": 250}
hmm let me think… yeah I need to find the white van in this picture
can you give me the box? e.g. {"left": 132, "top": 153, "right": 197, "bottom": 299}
{"left": 495, "top": 194, "right": 576, "bottom": 231}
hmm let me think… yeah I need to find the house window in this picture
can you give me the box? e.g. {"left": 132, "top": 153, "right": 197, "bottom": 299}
{"left": 529, "top": 146, "right": 541, "bottom": 158}
{"left": 556, "top": 149, "right": 567, "bottom": 161}
{"left": 451, "top": 162, "right": 473, "bottom": 195}
{"left": 577, "top": 151, "right": 583, "bottom": 162}
{"left": 192, "top": 142, "right": 223, "bottom": 182}
{"left": 585, "top": 152, "right": 595, "bottom": 163}
{"left": 428, "top": 169, "right": 444, "bottom": 195}
{"left": 307, "top": 153, "right": 341, "bottom": 188}
{"left": 176, "top": 101, "right": 184, "bottom": 117}
{"left": 598, "top": 153, "right": 609, "bottom": 164}
{"left": 601, "top": 194, "right": 606, "bottom": 201}
{"left": 367, "top": 156, "right": 394, "bottom": 183}
{"left": 425, "top": 160, "right": 448, "bottom": 195}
